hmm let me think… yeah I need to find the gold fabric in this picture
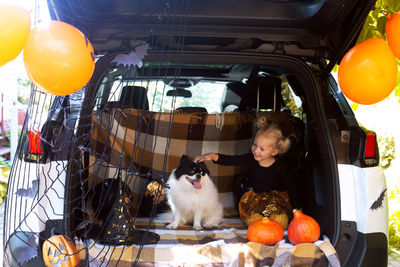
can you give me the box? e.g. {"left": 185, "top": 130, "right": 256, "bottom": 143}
{"left": 238, "top": 190, "right": 293, "bottom": 225}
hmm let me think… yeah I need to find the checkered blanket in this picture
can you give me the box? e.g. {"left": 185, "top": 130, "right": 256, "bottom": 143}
{"left": 90, "top": 109, "right": 256, "bottom": 216}
{"left": 89, "top": 109, "right": 303, "bottom": 216}
{"left": 83, "top": 109, "right": 339, "bottom": 266}
{"left": 76, "top": 216, "right": 340, "bottom": 267}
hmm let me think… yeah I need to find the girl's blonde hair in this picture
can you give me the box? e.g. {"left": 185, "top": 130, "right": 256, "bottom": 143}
{"left": 255, "top": 116, "right": 291, "bottom": 155}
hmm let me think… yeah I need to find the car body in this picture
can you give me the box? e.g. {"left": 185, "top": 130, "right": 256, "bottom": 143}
{"left": 3, "top": 0, "right": 387, "bottom": 266}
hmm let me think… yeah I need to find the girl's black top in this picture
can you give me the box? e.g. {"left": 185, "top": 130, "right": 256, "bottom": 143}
{"left": 214, "top": 153, "right": 298, "bottom": 207}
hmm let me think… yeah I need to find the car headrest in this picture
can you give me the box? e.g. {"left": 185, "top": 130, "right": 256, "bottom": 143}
{"left": 239, "top": 77, "right": 283, "bottom": 111}
{"left": 119, "top": 86, "right": 149, "bottom": 110}
{"left": 176, "top": 107, "right": 207, "bottom": 113}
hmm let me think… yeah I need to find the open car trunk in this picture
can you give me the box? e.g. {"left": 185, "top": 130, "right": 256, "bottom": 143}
{"left": 2, "top": 0, "right": 381, "bottom": 266}
{"left": 55, "top": 51, "right": 340, "bottom": 265}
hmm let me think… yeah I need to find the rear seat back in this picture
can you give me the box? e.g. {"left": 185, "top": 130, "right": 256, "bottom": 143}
{"left": 89, "top": 109, "right": 303, "bottom": 216}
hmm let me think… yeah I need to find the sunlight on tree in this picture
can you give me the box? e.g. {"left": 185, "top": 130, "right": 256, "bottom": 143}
{"left": 353, "top": 0, "right": 400, "bottom": 256}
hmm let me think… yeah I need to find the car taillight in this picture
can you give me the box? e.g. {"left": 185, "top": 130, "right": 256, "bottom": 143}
{"left": 20, "top": 129, "right": 44, "bottom": 163}
{"left": 363, "top": 130, "right": 379, "bottom": 167}
{"left": 364, "top": 132, "right": 376, "bottom": 158}
{"left": 28, "top": 130, "right": 43, "bottom": 154}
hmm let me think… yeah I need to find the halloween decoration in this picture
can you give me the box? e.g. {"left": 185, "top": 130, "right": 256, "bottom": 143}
{"left": 88, "top": 172, "right": 160, "bottom": 245}
{"left": 386, "top": 12, "right": 400, "bottom": 59}
{"left": 370, "top": 188, "right": 387, "bottom": 211}
{"left": 15, "top": 179, "right": 38, "bottom": 198}
{"left": 23, "top": 20, "right": 95, "bottom": 96}
{"left": 0, "top": 4, "right": 30, "bottom": 67}
{"left": 90, "top": 178, "right": 134, "bottom": 222}
{"left": 238, "top": 190, "right": 292, "bottom": 225}
{"left": 16, "top": 234, "right": 38, "bottom": 265}
{"left": 144, "top": 181, "right": 166, "bottom": 204}
{"left": 111, "top": 43, "right": 150, "bottom": 68}
{"left": 247, "top": 217, "right": 284, "bottom": 245}
{"left": 288, "top": 209, "right": 321, "bottom": 245}
{"left": 42, "top": 234, "right": 79, "bottom": 267}
{"left": 338, "top": 38, "right": 397, "bottom": 105}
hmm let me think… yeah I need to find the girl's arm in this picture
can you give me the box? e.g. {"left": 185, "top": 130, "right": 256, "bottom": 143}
{"left": 193, "top": 153, "right": 219, "bottom": 162}
{"left": 214, "top": 153, "right": 253, "bottom": 166}
{"left": 194, "top": 153, "right": 253, "bottom": 166}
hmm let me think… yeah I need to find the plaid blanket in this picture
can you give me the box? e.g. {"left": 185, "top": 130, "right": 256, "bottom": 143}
{"left": 89, "top": 109, "right": 303, "bottom": 216}
{"left": 90, "top": 110, "right": 256, "bottom": 216}
{"left": 76, "top": 216, "right": 340, "bottom": 267}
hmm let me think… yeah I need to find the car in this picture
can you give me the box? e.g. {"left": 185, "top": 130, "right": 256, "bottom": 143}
{"left": 3, "top": 0, "right": 388, "bottom": 266}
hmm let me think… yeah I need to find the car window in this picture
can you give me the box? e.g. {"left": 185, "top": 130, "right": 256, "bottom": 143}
{"left": 102, "top": 78, "right": 227, "bottom": 113}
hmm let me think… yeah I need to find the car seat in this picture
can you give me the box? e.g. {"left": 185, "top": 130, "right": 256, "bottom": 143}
{"left": 119, "top": 85, "right": 149, "bottom": 110}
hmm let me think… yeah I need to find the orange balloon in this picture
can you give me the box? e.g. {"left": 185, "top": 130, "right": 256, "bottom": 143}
{"left": 338, "top": 38, "right": 397, "bottom": 105}
{"left": 23, "top": 20, "right": 95, "bottom": 96}
{"left": 386, "top": 12, "right": 400, "bottom": 59}
{"left": 0, "top": 4, "right": 31, "bottom": 67}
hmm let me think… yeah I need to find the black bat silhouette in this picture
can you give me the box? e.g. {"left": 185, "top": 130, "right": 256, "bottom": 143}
{"left": 370, "top": 188, "right": 387, "bottom": 211}
{"left": 15, "top": 180, "right": 38, "bottom": 198}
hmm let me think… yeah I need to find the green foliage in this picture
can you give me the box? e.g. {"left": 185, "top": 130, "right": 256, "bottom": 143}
{"left": 389, "top": 185, "right": 400, "bottom": 252}
{"left": 357, "top": 0, "right": 400, "bottom": 103}
{"left": 358, "top": 0, "right": 400, "bottom": 254}
{"left": 0, "top": 157, "right": 11, "bottom": 205}
{"left": 17, "top": 76, "right": 31, "bottom": 105}
{"left": 350, "top": 103, "right": 359, "bottom": 112}
{"left": 378, "top": 132, "right": 396, "bottom": 169}
{"left": 389, "top": 210, "right": 400, "bottom": 253}
{"left": 357, "top": 0, "right": 400, "bottom": 44}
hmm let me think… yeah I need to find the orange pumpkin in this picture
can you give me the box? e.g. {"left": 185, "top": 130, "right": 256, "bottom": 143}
{"left": 247, "top": 217, "right": 284, "bottom": 245}
{"left": 42, "top": 235, "right": 79, "bottom": 267}
{"left": 288, "top": 209, "right": 320, "bottom": 245}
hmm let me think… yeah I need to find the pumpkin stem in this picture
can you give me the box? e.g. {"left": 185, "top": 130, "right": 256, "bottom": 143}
{"left": 293, "top": 209, "right": 302, "bottom": 218}
{"left": 262, "top": 217, "right": 270, "bottom": 223}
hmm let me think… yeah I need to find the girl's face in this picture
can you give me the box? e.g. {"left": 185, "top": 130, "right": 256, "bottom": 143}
{"left": 251, "top": 133, "right": 279, "bottom": 164}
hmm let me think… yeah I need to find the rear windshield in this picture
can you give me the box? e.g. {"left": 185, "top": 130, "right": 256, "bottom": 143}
{"left": 106, "top": 79, "right": 226, "bottom": 113}
{"left": 93, "top": 64, "right": 304, "bottom": 118}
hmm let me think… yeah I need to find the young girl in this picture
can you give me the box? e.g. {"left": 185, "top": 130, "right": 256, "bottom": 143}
{"left": 194, "top": 117, "right": 298, "bottom": 207}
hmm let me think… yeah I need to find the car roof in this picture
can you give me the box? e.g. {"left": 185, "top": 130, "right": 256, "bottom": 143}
{"left": 47, "top": 0, "right": 376, "bottom": 71}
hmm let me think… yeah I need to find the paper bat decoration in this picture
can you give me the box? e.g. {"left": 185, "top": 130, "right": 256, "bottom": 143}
{"left": 15, "top": 179, "right": 38, "bottom": 198}
{"left": 87, "top": 255, "right": 103, "bottom": 267}
{"left": 17, "top": 235, "right": 38, "bottom": 264}
{"left": 370, "top": 188, "right": 387, "bottom": 211}
{"left": 111, "top": 43, "right": 150, "bottom": 68}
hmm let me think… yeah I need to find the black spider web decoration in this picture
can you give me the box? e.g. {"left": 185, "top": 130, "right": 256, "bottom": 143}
{"left": 3, "top": 0, "right": 192, "bottom": 266}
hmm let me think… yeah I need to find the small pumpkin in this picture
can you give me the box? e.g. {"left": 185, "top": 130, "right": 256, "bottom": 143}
{"left": 42, "top": 235, "right": 79, "bottom": 267}
{"left": 247, "top": 217, "right": 284, "bottom": 245}
{"left": 288, "top": 209, "right": 320, "bottom": 245}
{"left": 269, "top": 212, "right": 289, "bottom": 230}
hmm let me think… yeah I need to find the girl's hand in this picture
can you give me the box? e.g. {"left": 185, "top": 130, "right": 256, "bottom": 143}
{"left": 193, "top": 153, "right": 219, "bottom": 162}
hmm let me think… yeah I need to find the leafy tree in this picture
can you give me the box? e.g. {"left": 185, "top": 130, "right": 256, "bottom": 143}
{"left": 357, "top": 0, "right": 400, "bottom": 102}
{"left": 17, "top": 76, "right": 31, "bottom": 105}
{"left": 355, "top": 1, "right": 400, "bottom": 255}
